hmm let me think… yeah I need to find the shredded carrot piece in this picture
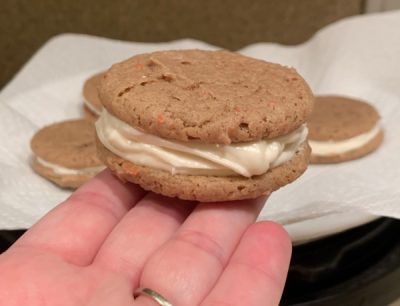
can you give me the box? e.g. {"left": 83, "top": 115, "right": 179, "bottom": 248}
{"left": 157, "top": 114, "right": 165, "bottom": 124}
{"left": 122, "top": 164, "right": 140, "bottom": 176}
{"left": 134, "top": 64, "right": 144, "bottom": 70}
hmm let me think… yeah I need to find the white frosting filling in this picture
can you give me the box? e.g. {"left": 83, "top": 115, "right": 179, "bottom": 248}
{"left": 36, "top": 157, "right": 105, "bottom": 175}
{"left": 83, "top": 99, "right": 102, "bottom": 116}
{"left": 309, "top": 123, "right": 381, "bottom": 156}
{"left": 95, "top": 110, "right": 308, "bottom": 177}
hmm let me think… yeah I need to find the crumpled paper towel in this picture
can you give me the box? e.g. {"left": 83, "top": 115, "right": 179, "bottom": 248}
{"left": 1, "top": 10, "right": 400, "bottom": 243}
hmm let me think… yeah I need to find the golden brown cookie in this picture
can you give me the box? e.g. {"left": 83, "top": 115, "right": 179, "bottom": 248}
{"left": 82, "top": 72, "right": 103, "bottom": 120}
{"left": 99, "top": 50, "right": 314, "bottom": 144}
{"left": 96, "top": 50, "right": 314, "bottom": 201}
{"left": 308, "top": 96, "right": 383, "bottom": 164}
{"left": 31, "top": 119, "right": 104, "bottom": 188}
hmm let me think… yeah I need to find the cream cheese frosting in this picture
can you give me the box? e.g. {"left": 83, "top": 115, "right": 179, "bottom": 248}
{"left": 309, "top": 124, "right": 381, "bottom": 156}
{"left": 95, "top": 110, "right": 308, "bottom": 177}
{"left": 36, "top": 157, "right": 105, "bottom": 175}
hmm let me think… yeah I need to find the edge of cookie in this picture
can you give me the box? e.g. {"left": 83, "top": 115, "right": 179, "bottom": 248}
{"left": 32, "top": 157, "right": 96, "bottom": 189}
{"left": 96, "top": 136, "right": 311, "bottom": 202}
{"left": 310, "top": 129, "right": 384, "bottom": 164}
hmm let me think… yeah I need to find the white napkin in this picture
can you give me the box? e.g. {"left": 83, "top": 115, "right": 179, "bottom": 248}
{"left": 1, "top": 10, "right": 400, "bottom": 243}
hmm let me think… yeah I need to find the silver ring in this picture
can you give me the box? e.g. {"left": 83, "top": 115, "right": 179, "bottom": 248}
{"left": 134, "top": 287, "right": 173, "bottom": 306}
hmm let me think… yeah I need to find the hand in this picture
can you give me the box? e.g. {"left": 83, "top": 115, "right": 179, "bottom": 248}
{"left": 0, "top": 170, "right": 291, "bottom": 306}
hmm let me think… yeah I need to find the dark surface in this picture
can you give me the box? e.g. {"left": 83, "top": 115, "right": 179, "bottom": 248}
{"left": 282, "top": 218, "right": 400, "bottom": 306}
{"left": 1, "top": 218, "right": 399, "bottom": 305}
{"left": 1, "top": 0, "right": 364, "bottom": 88}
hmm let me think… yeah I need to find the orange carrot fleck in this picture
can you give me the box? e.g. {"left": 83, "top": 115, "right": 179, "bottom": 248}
{"left": 134, "top": 64, "right": 144, "bottom": 70}
{"left": 122, "top": 163, "right": 140, "bottom": 176}
{"left": 157, "top": 114, "right": 165, "bottom": 124}
{"left": 131, "top": 168, "right": 140, "bottom": 176}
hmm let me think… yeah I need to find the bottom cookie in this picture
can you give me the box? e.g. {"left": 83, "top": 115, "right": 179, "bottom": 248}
{"left": 32, "top": 157, "right": 97, "bottom": 189}
{"left": 97, "top": 137, "right": 311, "bottom": 202}
{"left": 310, "top": 130, "right": 383, "bottom": 164}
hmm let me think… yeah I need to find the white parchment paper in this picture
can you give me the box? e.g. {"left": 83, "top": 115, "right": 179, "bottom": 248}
{"left": 1, "top": 10, "right": 400, "bottom": 243}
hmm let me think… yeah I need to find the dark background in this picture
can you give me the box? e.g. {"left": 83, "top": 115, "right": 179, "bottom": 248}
{"left": 1, "top": 0, "right": 364, "bottom": 88}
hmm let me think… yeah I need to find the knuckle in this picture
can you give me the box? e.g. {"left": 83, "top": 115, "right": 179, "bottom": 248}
{"left": 175, "top": 229, "right": 226, "bottom": 267}
{"left": 68, "top": 191, "right": 120, "bottom": 220}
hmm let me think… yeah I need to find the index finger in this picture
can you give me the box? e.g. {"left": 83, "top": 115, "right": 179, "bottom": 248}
{"left": 10, "top": 170, "right": 146, "bottom": 266}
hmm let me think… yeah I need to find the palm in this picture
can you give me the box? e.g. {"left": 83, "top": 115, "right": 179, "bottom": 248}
{"left": 0, "top": 171, "right": 291, "bottom": 306}
{"left": 0, "top": 250, "right": 134, "bottom": 306}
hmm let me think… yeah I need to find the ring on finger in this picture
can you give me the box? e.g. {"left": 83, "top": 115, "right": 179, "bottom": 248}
{"left": 134, "top": 287, "right": 173, "bottom": 306}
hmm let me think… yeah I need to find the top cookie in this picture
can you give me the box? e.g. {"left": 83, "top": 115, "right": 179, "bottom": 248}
{"left": 99, "top": 50, "right": 313, "bottom": 144}
{"left": 31, "top": 119, "right": 101, "bottom": 169}
{"left": 308, "top": 96, "right": 380, "bottom": 141}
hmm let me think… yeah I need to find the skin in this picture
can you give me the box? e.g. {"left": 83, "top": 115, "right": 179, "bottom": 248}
{"left": 0, "top": 170, "right": 292, "bottom": 306}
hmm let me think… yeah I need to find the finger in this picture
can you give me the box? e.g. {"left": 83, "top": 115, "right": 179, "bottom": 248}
{"left": 94, "top": 193, "right": 195, "bottom": 285}
{"left": 201, "top": 221, "right": 292, "bottom": 306}
{"left": 10, "top": 170, "right": 146, "bottom": 266}
{"left": 135, "top": 197, "right": 266, "bottom": 306}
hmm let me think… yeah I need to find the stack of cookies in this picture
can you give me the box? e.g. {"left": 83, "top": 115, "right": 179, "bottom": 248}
{"left": 30, "top": 49, "right": 384, "bottom": 202}
{"left": 94, "top": 50, "right": 314, "bottom": 201}
{"left": 307, "top": 96, "right": 383, "bottom": 163}
{"left": 31, "top": 119, "right": 104, "bottom": 188}
{"left": 30, "top": 73, "right": 106, "bottom": 189}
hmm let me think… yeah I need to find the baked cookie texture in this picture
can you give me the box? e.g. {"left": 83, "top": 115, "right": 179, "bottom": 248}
{"left": 83, "top": 105, "right": 99, "bottom": 122}
{"left": 97, "top": 138, "right": 311, "bottom": 202}
{"left": 308, "top": 96, "right": 383, "bottom": 164}
{"left": 82, "top": 72, "right": 103, "bottom": 119}
{"left": 31, "top": 159, "right": 95, "bottom": 189}
{"left": 96, "top": 50, "right": 314, "bottom": 201}
{"left": 308, "top": 96, "right": 380, "bottom": 141}
{"left": 31, "top": 119, "right": 103, "bottom": 188}
{"left": 310, "top": 131, "right": 383, "bottom": 164}
{"left": 99, "top": 50, "right": 314, "bottom": 144}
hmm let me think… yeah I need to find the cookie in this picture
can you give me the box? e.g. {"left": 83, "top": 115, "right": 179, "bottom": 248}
{"left": 82, "top": 72, "right": 103, "bottom": 121}
{"left": 308, "top": 96, "right": 383, "bottom": 163}
{"left": 96, "top": 49, "right": 314, "bottom": 201}
{"left": 31, "top": 119, "right": 105, "bottom": 188}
